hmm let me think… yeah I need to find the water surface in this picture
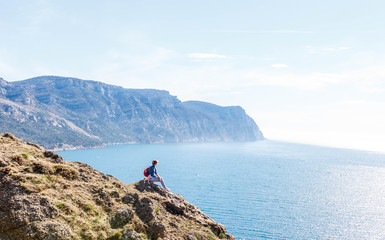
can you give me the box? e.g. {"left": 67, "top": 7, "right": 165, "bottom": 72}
{"left": 59, "top": 140, "right": 385, "bottom": 239}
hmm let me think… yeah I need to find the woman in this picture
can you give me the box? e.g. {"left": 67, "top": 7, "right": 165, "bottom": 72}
{"left": 147, "top": 160, "right": 169, "bottom": 191}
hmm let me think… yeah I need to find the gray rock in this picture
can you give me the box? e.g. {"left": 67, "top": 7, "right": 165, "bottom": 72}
{"left": 110, "top": 190, "right": 120, "bottom": 198}
{"left": 122, "top": 192, "right": 139, "bottom": 204}
{"left": 135, "top": 180, "right": 166, "bottom": 196}
{"left": 135, "top": 197, "right": 155, "bottom": 223}
{"left": 210, "top": 222, "right": 228, "bottom": 238}
{"left": 122, "top": 229, "right": 144, "bottom": 240}
{"left": 0, "top": 186, "right": 58, "bottom": 234}
{"left": 43, "top": 151, "right": 64, "bottom": 164}
{"left": 164, "top": 199, "right": 185, "bottom": 215}
{"left": 148, "top": 222, "right": 166, "bottom": 239}
{"left": 110, "top": 207, "right": 134, "bottom": 229}
{"left": 28, "top": 221, "right": 73, "bottom": 240}
{"left": 185, "top": 234, "right": 196, "bottom": 240}
{"left": 32, "top": 162, "right": 53, "bottom": 174}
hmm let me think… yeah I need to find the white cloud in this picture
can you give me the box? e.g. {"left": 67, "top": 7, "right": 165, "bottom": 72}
{"left": 239, "top": 70, "right": 343, "bottom": 90}
{"left": 325, "top": 47, "right": 349, "bottom": 52}
{"left": 271, "top": 64, "right": 288, "bottom": 68}
{"left": 211, "top": 30, "right": 318, "bottom": 34}
{"left": 187, "top": 53, "right": 227, "bottom": 59}
{"left": 306, "top": 46, "right": 349, "bottom": 54}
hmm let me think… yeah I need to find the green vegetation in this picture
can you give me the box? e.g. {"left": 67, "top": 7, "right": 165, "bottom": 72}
{"left": 219, "top": 232, "right": 227, "bottom": 239}
{"left": 84, "top": 204, "right": 94, "bottom": 212}
{"left": 207, "top": 235, "right": 216, "bottom": 240}
{"left": 43, "top": 174, "right": 60, "bottom": 184}
{"left": 43, "top": 174, "right": 53, "bottom": 182}
{"left": 155, "top": 205, "right": 161, "bottom": 213}
{"left": 22, "top": 153, "right": 29, "bottom": 159}
{"left": 106, "top": 232, "right": 122, "bottom": 240}
{"left": 195, "top": 235, "right": 201, "bottom": 240}
{"left": 93, "top": 215, "right": 102, "bottom": 223}
{"left": 140, "top": 233, "right": 148, "bottom": 239}
{"left": 56, "top": 201, "right": 65, "bottom": 209}
{"left": 30, "top": 178, "right": 42, "bottom": 186}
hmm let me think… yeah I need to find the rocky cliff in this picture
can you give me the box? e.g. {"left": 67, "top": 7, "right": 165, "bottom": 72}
{"left": 0, "top": 76, "right": 263, "bottom": 149}
{"left": 0, "top": 133, "right": 236, "bottom": 240}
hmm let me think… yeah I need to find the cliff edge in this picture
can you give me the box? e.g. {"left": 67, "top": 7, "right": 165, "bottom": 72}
{"left": 0, "top": 133, "right": 235, "bottom": 240}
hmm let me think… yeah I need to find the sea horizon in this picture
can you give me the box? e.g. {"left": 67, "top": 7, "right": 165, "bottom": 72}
{"left": 57, "top": 138, "right": 385, "bottom": 156}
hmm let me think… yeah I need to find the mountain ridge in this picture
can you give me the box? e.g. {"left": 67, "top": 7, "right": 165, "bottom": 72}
{"left": 0, "top": 75, "right": 263, "bottom": 149}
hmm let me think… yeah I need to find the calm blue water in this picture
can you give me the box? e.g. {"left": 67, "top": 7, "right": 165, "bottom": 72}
{"left": 58, "top": 140, "right": 385, "bottom": 239}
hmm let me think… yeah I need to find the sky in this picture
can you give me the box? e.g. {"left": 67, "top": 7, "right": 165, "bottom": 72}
{"left": 1, "top": 0, "right": 385, "bottom": 152}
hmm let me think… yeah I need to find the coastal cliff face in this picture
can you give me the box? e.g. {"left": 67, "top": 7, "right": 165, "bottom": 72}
{"left": 0, "top": 76, "right": 263, "bottom": 149}
{"left": 0, "top": 133, "right": 236, "bottom": 240}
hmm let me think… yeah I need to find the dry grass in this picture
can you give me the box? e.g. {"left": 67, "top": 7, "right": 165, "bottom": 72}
{"left": 0, "top": 133, "right": 233, "bottom": 240}
{"left": 52, "top": 164, "right": 79, "bottom": 180}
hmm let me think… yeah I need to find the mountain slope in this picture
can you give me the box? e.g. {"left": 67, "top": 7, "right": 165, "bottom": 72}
{"left": 0, "top": 133, "right": 236, "bottom": 240}
{"left": 0, "top": 76, "right": 263, "bottom": 149}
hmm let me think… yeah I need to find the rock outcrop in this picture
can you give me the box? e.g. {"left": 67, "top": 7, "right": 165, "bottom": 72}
{"left": 0, "top": 133, "right": 236, "bottom": 240}
{"left": 0, "top": 76, "right": 263, "bottom": 149}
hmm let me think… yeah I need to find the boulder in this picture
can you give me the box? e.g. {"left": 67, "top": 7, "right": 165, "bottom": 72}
{"left": 164, "top": 198, "right": 185, "bottom": 215}
{"left": 44, "top": 150, "right": 64, "bottom": 164}
{"left": 135, "top": 197, "right": 155, "bottom": 223}
{"left": 122, "top": 229, "right": 144, "bottom": 240}
{"left": 122, "top": 192, "right": 139, "bottom": 204}
{"left": 110, "top": 207, "right": 133, "bottom": 229}
{"left": 28, "top": 221, "right": 73, "bottom": 240}
{"left": 148, "top": 222, "right": 166, "bottom": 239}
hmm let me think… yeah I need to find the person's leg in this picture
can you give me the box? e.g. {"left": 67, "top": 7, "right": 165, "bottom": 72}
{"left": 149, "top": 176, "right": 160, "bottom": 182}
{"left": 150, "top": 176, "right": 168, "bottom": 190}
{"left": 159, "top": 177, "right": 168, "bottom": 190}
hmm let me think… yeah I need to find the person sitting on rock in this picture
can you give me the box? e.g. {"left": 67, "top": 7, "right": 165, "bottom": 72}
{"left": 147, "top": 160, "right": 169, "bottom": 191}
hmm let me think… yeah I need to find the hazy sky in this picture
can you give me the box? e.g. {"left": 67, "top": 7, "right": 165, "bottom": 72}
{"left": 1, "top": 0, "right": 385, "bottom": 152}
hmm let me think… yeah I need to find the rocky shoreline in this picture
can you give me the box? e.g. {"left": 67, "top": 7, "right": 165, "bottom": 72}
{"left": 0, "top": 133, "right": 236, "bottom": 240}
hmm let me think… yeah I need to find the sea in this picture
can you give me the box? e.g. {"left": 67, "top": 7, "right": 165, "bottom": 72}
{"left": 58, "top": 140, "right": 385, "bottom": 240}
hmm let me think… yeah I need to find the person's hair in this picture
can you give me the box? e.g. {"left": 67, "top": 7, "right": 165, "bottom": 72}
{"left": 152, "top": 160, "right": 158, "bottom": 165}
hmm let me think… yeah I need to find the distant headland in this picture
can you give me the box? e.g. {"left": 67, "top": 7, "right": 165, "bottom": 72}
{"left": 0, "top": 76, "right": 263, "bottom": 150}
